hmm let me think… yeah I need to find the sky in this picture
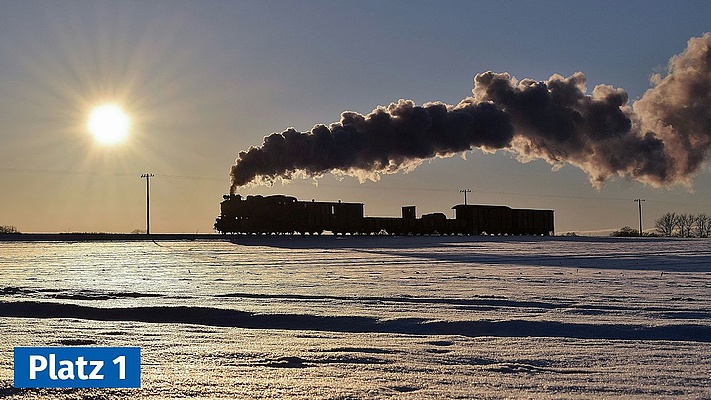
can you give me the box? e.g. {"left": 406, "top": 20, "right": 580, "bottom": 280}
{"left": 0, "top": 0, "right": 710, "bottom": 234}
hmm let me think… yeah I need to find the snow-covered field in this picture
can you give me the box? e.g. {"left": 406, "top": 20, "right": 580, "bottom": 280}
{"left": 1, "top": 236, "right": 710, "bottom": 399}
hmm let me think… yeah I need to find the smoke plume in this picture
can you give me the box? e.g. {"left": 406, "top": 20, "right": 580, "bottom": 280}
{"left": 230, "top": 33, "right": 711, "bottom": 193}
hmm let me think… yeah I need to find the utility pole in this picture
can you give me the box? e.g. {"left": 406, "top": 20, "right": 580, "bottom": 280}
{"left": 460, "top": 189, "right": 471, "bottom": 205}
{"left": 141, "top": 173, "right": 155, "bottom": 234}
{"left": 634, "top": 198, "right": 645, "bottom": 237}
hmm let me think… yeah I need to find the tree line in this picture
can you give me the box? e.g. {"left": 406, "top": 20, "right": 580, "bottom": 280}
{"left": 0, "top": 225, "right": 20, "bottom": 234}
{"left": 654, "top": 212, "right": 711, "bottom": 237}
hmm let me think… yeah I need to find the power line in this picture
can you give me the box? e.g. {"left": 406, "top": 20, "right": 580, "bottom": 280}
{"left": 0, "top": 167, "right": 137, "bottom": 177}
{"left": 299, "top": 180, "right": 711, "bottom": 208}
{"left": 4, "top": 166, "right": 711, "bottom": 208}
{"left": 157, "top": 174, "right": 226, "bottom": 182}
{"left": 0, "top": 167, "right": 226, "bottom": 182}
{"left": 285, "top": 180, "right": 671, "bottom": 204}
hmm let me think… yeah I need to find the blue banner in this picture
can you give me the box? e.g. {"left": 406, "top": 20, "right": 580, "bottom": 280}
{"left": 14, "top": 347, "right": 140, "bottom": 388}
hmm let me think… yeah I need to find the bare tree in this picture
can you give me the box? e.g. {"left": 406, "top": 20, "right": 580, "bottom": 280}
{"left": 675, "top": 213, "right": 696, "bottom": 238}
{"left": 695, "top": 213, "right": 711, "bottom": 238}
{"left": 655, "top": 212, "right": 677, "bottom": 236}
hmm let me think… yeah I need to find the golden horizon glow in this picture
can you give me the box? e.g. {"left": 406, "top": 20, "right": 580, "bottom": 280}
{"left": 87, "top": 104, "right": 130, "bottom": 145}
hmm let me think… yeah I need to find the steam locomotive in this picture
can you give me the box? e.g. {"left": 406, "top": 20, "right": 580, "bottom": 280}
{"left": 214, "top": 194, "right": 554, "bottom": 236}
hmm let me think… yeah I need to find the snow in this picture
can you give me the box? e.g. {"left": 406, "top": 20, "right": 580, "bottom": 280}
{"left": 0, "top": 236, "right": 710, "bottom": 398}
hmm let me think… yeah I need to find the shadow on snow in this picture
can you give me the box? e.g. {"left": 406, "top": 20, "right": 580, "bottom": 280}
{"left": 228, "top": 235, "right": 711, "bottom": 272}
{"left": 2, "top": 301, "right": 709, "bottom": 343}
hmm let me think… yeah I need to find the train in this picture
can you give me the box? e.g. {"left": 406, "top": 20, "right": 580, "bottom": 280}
{"left": 214, "top": 194, "right": 555, "bottom": 236}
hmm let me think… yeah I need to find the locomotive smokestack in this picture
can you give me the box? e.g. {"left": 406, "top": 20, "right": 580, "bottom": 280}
{"left": 230, "top": 33, "right": 711, "bottom": 193}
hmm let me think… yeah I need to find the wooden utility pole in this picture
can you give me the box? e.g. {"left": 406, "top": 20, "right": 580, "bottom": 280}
{"left": 141, "top": 173, "right": 155, "bottom": 234}
{"left": 634, "top": 198, "right": 645, "bottom": 237}
{"left": 460, "top": 189, "right": 471, "bottom": 205}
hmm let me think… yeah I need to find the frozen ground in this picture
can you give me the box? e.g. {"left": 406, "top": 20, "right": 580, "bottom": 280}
{"left": 0, "top": 235, "right": 710, "bottom": 399}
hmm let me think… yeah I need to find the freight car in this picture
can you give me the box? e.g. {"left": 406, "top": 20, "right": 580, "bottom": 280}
{"left": 214, "top": 194, "right": 554, "bottom": 236}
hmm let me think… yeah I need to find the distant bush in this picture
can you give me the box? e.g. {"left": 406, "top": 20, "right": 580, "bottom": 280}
{"left": 611, "top": 226, "right": 639, "bottom": 237}
{"left": 0, "top": 225, "right": 20, "bottom": 234}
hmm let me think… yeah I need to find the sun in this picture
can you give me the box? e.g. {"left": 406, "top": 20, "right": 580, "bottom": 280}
{"left": 87, "top": 104, "right": 130, "bottom": 145}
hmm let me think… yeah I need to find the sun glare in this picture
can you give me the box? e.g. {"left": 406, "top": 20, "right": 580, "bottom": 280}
{"left": 88, "top": 104, "right": 130, "bottom": 145}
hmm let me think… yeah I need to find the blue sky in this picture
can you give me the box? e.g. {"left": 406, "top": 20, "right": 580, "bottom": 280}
{"left": 0, "top": 1, "right": 710, "bottom": 233}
